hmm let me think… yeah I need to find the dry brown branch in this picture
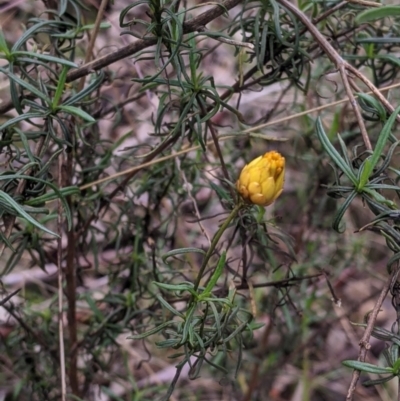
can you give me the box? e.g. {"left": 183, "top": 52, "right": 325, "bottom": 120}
{"left": 57, "top": 151, "right": 67, "bottom": 401}
{"left": 277, "top": 0, "right": 400, "bottom": 149}
{"left": 66, "top": 0, "right": 243, "bottom": 82}
{"left": 346, "top": 268, "right": 399, "bottom": 400}
{"left": 67, "top": 1, "right": 111, "bottom": 396}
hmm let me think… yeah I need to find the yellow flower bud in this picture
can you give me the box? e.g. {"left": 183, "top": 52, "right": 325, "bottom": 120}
{"left": 236, "top": 151, "right": 285, "bottom": 206}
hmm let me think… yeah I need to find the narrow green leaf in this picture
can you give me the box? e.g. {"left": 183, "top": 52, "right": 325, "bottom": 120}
{"left": 372, "top": 141, "right": 400, "bottom": 178}
{"left": 375, "top": 54, "right": 400, "bottom": 68}
{"left": 52, "top": 65, "right": 70, "bottom": 109}
{"left": 0, "top": 113, "right": 45, "bottom": 131}
{"left": 57, "top": 105, "right": 95, "bottom": 122}
{"left": 179, "top": 306, "right": 195, "bottom": 345}
{"left": 0, "top": 229, "right": 15, "bottom": 252}
{"left": 13, "top": 51, "right": 77, "bottom": 68}
{"left": 24, "top": 186, "right": 80, "bottom": 206}
{"left": 356, "top": 37, "right": 400, "bottom": 44}
{"left": 332, "top": 190, "right": 357, "bottom": 232}
{"left": 156, "top": 339, "right": 181, "bottom": 348}
{"left": 200, "top": 297, "right": 231, "bottom": 306}
{"left": 201, "top": 251, "right": 226, "bottom": 297}
{"left": 0, "top": 67, "right": 51, "bottom": 104}
{"left": 342, "top": 360, "right": 393, "bottom": 374}
{"left": 363, "top": 187, "right": 397, "bottom": 209}
{"left": 0, "top": 30, "right": 10, "bottom": 56}
{"left": 64, "top": 71, "right": 104, "bottom": 106}
{"left": 223, "top": 320, "right": 249, "bottom": 344}
{"left": 12, "top": 20, "right": 72, "bottom": 52}
{"left": 356, "top": 6, "right": 400, "bottom": 24}
{"left": 328, "top": 112, "right": 340, "bottom": 140}
{"left": 386, "top": 252, "right": 400, "bottom": 274}
{"left": 154, "top": 281, "right": 194, "bottom": 292}
{"left": 0, "top": 190, "right": 58, "bottom": 237}
{"left": 357, "top": 92, "right": 386, "bottom": 121}
{"left": 363, "top": 375, "right": 395, "bottom": 387}
{"left": 162, "top": 248, "right": 205, "bottom": 265}
{"left": 208, "top": 301, "right": 222, "bottom": 337}
{"left": 155, "top": 294, "right": 185, "bottom": 319}
{"left": 359, "top": 105, "right": 400, "bottom": 190}
{"left": 0, "top": 174, "right": 75, "bottom": 230}
{"left": 128, "top": 321, "right": 175, "bottom": 340}
{"left": 392, "top": 357, "right": 400, "bottom": 373}
{"left": 351, "top": 322, "right": 400, "bottom": 346}
{"left": 358, "top": 158, "right": 372, "bottom": 190}
{"left": 316, "top": 117, "right": 358, "bottom": 186}
{"left": 209, "top": 181, "right": 230, "bottom": 201}
{"left": 16, "top": 131, "right": 36, "bottom": 163}
{"left": 337, "top": 133, "right": 354, "bottom": 170}
{"left": 84, "top": 293, "right": 104, "bottom": 321}
{"left": 79, "top": 22, "right": 111, "bottom": 31}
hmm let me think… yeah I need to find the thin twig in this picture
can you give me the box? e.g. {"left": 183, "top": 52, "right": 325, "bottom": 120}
{"left": 197, "top": 26, "right": 254, "bottom": 49}
{"left": 240, "top": 81, "right": 400, "bottom": 135}
{"left": 393, "top": 279, "right": 400, "bottom": 401}
{"left": 338, "top": 64, "right": 372, "bottom": 149}
{"left": 65, "top": 149, "right": 79, "bottom": 396}
{"left": 174, "top": 152, "right": 211, "bottom": 246}
{"left": 314, "top": 1, "right": 348, "bottom": 23}
{"left": 346, "top": 267, "right": 399, "bottom": 400}
{"left": 57, "top": 149, "right": 67, "bottom": 401}
{"left": 196, "top": 96, "right": 235, "bottom": 199}
{"left": 77, "top": 0, "right": 109, "bottom": 92}
{"left": 0, "top": 288, "right": 20, "bottom": 306}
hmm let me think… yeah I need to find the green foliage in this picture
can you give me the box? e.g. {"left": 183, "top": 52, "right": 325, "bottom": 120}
{"left": 356, "top": 6, "right": 400, "bottom": 24}
{"left": 344, "top": 335, "right": 400, "bottom": 387}
{"left": 1, "top": 0, "right": 400, "bottom": 400}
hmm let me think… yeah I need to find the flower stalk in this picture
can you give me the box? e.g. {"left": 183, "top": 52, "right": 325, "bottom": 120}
{"left": 193, "top": 201, "right": 243, "bottom": 292}
{"left": 193, "top": 150, "right": 285, "bottom": 294}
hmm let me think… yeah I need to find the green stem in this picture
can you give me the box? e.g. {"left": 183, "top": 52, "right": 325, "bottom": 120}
{"left": 193, "top": 202, "right": 243, "bottom": 292}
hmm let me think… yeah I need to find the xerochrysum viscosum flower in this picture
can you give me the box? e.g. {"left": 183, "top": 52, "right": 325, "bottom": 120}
{"left": 236, "top": 151, "right": 285, "bottom": 206}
